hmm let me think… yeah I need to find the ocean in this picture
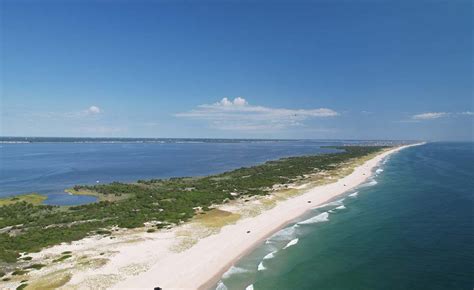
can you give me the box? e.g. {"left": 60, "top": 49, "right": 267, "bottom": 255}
{"left": 216, "top": 142, "right": 474, "bottom": 290}
{"left": 0, "top": 139, "right": 355, "bottom": 205}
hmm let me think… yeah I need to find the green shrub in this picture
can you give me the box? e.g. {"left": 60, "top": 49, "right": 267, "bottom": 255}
{"left": 25, "top": 263, "right": 45, "bottom": 270}
{"left": 53, "top": 255, "right": 72, "bottom": 263}
{"left": 11, "top": 269, "right": 28, "bottom": 276}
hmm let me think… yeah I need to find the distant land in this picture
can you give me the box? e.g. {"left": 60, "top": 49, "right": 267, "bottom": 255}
{"left": 0, "top": 136, "right": 416, "bottom": 146}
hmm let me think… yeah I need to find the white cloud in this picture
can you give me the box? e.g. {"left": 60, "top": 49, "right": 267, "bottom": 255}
{"left": 85, "top": 105, "right": 101, "bottom": 114}
{"left": 176, "top": 97, "right": 338, "bottom": 131}
{"left": 63, "top": 105, "right": 102, "bottom": 118}
{"left": 406, "top": 111, "right": 473, "bottom": 122}
{"left": 33, "top": 106, "right": 103, "bottom": 120}
{"left": 412, "top": 112, "right": 449, "bottom": 120}
{"left": 232, "top": 97, "right": 248, "bottom": 106}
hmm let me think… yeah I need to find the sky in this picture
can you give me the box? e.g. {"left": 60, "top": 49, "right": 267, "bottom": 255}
{"left": 1, "top": 0, "right": 472, "bottom": 141}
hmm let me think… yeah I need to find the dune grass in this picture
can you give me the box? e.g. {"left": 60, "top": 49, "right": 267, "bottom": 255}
{"left": 0, "top": 194, "right": 46, "bottom": 206}
{"left": 194, "top": 209, "right": 241, "bottom": 228}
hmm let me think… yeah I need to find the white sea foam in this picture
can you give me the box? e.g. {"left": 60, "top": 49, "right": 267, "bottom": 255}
{"left": 376, "top": 168, "right": 384, "bottom": 174}
{"left": 245, "top": 285, "right": 254, "bottom": 290}
{"left": 269, "top": 225, "right": 297, "bottom": 241}
{"left": 263, "top": 251, "right": 277, "bottom": 260}
{"left": 298, "top": 212, "right": 329, "bottom": 225}
{"left": 216, "top": 280, "right": 228, "bottom": 290}
{"left": 348, "top": 191, "right": 359, "bottom": 197}
{"left": 360, "top": 179, "right": 378, "bottom": 187}
{"left": 222, "top": 266, "right": 249, "bottom": 279}
{"left": 368, "top": 180, "right": 378, "bottom": 186}
{"left": 258, "top": 261, "right": 266, "bottom": 271}
{"left": 315, "top": 198, "right": 345, "bottom": 209}
{"left": 334, "top": 205, "right": 346, "bottom": 210}
{"left": 283, "top": 238, "right": 299, "bottom": 249}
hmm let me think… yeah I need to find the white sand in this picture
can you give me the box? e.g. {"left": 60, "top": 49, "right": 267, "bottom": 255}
{"left": 110, "top": 143, "right": 423, "bottom": 290}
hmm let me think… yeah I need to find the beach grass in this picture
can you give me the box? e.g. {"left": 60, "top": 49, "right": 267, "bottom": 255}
{"left": 194, "top": 209, "right": 241, "bottom": 228}
{"left": 0, "top": 194, "right": 46, "bottom": 206}
{"left": 24, "top": 270, "right": 71, "bottom": 289}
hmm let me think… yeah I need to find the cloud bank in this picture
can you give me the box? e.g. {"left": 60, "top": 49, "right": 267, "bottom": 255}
{"left": 410, "top": 111, "right": 473, "bottom": 121}
{"left": 176, "top": 97, "right": 339, "bottom": 131}
{"left": 412, "top": 112, "right": 449, "bottom": 120}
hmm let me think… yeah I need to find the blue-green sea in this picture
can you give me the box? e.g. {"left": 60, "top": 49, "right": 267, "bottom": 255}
{"left": 216, "top": 142, "right": 473, "bottom": 290}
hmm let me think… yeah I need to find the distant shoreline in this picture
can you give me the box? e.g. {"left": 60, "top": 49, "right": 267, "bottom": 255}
{"left": 0, "top": 136, "right": 418, "bottom": 145}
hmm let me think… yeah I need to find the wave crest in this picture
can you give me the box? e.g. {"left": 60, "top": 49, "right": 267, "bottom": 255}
{"left": 283, "top": 238, "right": 299, "bottom": 249}
{"left": 222, "top": 266, "right": 249, "bottom": 279}
{"left": 298, "top": 212, "right": 329, "bottom": 225}
{"left": 216, "top": 281, "right": 228, "bottom": 290}
{"left": 348, "top": 191, "right": 358, "bottom": 197}
{"left": 269, "top": 225, "right": 297, "bottom": 241}
{"left": 263, "top": 251, "right": 277, "bottom": 260}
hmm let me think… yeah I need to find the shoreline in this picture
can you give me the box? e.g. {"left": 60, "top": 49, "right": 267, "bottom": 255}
{"left": 2, "top": 143, "right": 423, "bottom": 290}
{"left": 113, "top": 143, "right": 424, "bottom": 289}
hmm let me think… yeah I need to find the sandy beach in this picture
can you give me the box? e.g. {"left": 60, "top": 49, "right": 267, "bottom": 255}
{"left": 8, "top": 143, "right": 422, "bottom": 290}
{"left": 112, "top": 143, "right": 422, "bottom": 289}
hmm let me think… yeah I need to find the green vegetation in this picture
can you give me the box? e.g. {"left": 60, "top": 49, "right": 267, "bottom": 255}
{"left": 25, "top": 263, "right": 45, "bottom": 270}
{"left": 65, "top": 187, "right": 129, "bottom": 202}
{"left": 0, "top": 146, "right": 387, "bottom": 266}
{"left": 23, "top": 270, "right": 71, "bottom": 289}
{"left": 16, "top": 284, "right": 28, "bottom": 290}
{"left": 195, "top": 209, "right": 241, "bottom": 228}
{"left": 0, "top": 193, "right": 46, "bottom": 206}
{"left": 11, "top": 269, "right": 28, "bottom": 276}
{"left": 53, "top": 255, "right": 72, "bottom": 263}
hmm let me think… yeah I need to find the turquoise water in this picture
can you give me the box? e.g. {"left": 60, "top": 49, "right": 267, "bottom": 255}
{"left": 216, "top": 142, "right": 473, "bottom": 290}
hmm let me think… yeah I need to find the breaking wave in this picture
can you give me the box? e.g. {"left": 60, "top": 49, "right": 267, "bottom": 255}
{"left": 222, "top": 266, "right": 249, "bottom": 279}
{"left": 216, "top": 280, "right": 228, "bottom": 290}
{"left": 348, "top": 191, "right": 359, "bottom": 197}
{"left": 263, "top": 251, "right": 277, "bottom": 260}
{"left": 283, "top": 238, "right": 299, "bottom": 249}
{"left": 258, "top": 261, "right": 266, "bottom": 271}
{"left": 268, "top": 224, "right": 298, "bottom": 241}
{"left": 245, "top": 285, "right": 254, "bottom": 290}
{"left": 298, "top": 212, "right": 329, "bottom": 225}
{"left": 315, "top": 198, "right": 345, "bottom": 209}
{"left": 361, "top": 179, "right": 378, "bottom": 187}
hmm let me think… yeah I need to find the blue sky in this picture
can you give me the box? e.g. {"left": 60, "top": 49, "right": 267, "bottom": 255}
{"left": 1, "top": 0, "right": 472, "bottom": 140}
